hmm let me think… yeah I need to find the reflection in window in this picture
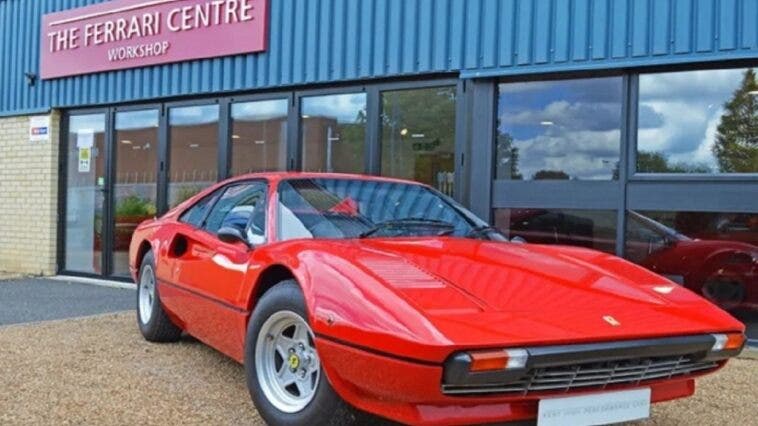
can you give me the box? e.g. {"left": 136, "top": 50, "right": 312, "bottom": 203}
{"left": 168, "top": 104, "right": 220, "bottom": 208}
{"left": 380, "top": 87, "right": 456, "bottom": 196}
{"left": 301, "top": 93, "right": 366, "bottom": 174}
{"left": 231, "top": 99, "right": 288, "bottom": 175}
{"left": 494, "top": 208, "right": 617, "bottom": 254}
{"left": 638, "top": 68, "right": 758, "bottom": 173}
{"left": 113, "top": 109, "right": 159, "bottom": 276}
{"left": 625, "top": 210, "right": 757, "bottom": 311}
{"left": 496, "top": 77, "right": 623, "bottom": 180}
{"left": 65, "top": 114, "right": 106, "bottom": 274}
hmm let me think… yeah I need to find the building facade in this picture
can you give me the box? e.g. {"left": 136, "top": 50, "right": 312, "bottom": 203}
{"left": 0, "top": 0, "right": 756, "bottom": 336}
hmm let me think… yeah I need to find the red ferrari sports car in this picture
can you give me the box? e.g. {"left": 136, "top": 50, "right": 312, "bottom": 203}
{"left": 129, "top": 172, "right": 745, "bottom": 426}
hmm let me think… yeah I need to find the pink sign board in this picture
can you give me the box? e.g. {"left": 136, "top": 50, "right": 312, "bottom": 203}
{"left": 40, "top": 0, "right": 268, "bottom": 79}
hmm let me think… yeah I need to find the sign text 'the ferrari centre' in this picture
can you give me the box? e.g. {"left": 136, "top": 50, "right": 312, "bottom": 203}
{"left": 40, "top": 0, "right": 269, "bottom": 79}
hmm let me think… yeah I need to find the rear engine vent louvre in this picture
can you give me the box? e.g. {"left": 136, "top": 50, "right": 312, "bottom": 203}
{"left": 442, "top": 355, "right": 719, "bottom": 395}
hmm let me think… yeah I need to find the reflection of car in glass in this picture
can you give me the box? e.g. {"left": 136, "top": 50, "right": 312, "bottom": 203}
{"left": 626, "top": 211, "right": 758, "bottom": 312}
{"left": 129, "top": 173, "right": 745, "bottom": 426}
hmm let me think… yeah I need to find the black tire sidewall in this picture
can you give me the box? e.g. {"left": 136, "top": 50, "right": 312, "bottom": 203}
{"left": 245, "top": 280, "right": 350, "bottom": 426}
{"left": 137, "top": 251, "right": 161, "bottom": 335}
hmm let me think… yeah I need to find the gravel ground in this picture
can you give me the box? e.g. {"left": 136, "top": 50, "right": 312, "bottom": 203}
{"left": 0, "top": 312, "right": 755, "bottom": 425}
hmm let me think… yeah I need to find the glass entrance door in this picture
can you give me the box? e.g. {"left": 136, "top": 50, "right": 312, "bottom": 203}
{"left": 111, "top": 109, "right": 160, "bottom": 277}
{"left": 64, "top": 113, "right": 107, "bottom": 274}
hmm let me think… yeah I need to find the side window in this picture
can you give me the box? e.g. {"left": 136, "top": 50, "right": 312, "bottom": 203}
{"left": 179, "top": 192, "right": 219, "bottom": 227}
{"left": 204, "top": 182, "right": 267, "bottom": 243}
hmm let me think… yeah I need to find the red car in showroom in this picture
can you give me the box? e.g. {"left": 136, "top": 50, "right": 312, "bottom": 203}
{"left": 129, "top": 173, "right": 745, "bottom": 426}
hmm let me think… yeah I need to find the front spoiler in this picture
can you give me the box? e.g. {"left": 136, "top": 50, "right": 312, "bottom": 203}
{"left": 443, "top": 334, "right": 743, "bottom": 388}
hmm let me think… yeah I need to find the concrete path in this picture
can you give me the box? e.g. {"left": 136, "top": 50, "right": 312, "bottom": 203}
{"left": 0, "top": 277, "right": 134, "bottom": 326}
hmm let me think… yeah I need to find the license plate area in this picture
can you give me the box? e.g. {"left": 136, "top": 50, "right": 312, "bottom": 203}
{"left": 537, "top": 388, "right": 651, "bottom": 426}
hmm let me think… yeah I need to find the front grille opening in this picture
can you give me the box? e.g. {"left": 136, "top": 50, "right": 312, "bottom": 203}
{"left": 442, "top": 355, "right": 720, "bottom": 396}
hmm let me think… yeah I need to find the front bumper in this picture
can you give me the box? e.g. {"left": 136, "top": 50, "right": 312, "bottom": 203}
{"left": 315, "top": 334, "right": 741, "bottom": 425}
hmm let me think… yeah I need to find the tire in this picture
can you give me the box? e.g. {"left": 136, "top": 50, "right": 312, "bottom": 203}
{"left": 245, "top": 280, "right": 362, "bottom": 426}
{"left": 136, "top": 250, "right": 182, "bottom": 343}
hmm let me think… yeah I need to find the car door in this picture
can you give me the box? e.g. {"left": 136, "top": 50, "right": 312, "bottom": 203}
{"left": 173, "top": 180, "right": 268, "bottom": 355}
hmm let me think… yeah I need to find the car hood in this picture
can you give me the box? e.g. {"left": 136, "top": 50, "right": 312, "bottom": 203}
{"left": 316, "top": 237, "right": 744, "bottom": 358}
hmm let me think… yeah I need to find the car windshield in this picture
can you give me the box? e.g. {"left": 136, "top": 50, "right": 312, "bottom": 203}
{"left": 277, "top": 178, "right": 500, "bottom": 241}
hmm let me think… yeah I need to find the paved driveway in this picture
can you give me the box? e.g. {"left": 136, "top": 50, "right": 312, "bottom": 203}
{"left": 0, "top": 277, "right": 134, "bottom": 326}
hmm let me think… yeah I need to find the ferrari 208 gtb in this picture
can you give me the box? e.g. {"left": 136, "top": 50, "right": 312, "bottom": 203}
{"left": 129, "top": 173, "right": 745, "bottom": 426}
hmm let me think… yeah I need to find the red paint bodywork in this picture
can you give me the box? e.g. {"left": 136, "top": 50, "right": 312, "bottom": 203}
{"left": 129, "top": 172, "right": 745, "bottom": 425}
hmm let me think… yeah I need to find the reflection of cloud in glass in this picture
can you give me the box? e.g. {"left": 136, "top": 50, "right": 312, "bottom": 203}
{"left": 116, "top": 109, "right": 159, "bottom": 130}
{"left": 638, "top": 68, "right": 748, "bottom": 171}
{"left": 498, "top": 77, "right": 623, "bottom": 180}
{"left": 302, "top": 93, "right": 366, "bottom": 123}
{"left": 170, "top": 104, "right": 220, "bottom": 126}
{"left": 232, "top": 99, "right": 288, "bottom": 121}
{"left": 70, "top": 114, "right": 106, "bottom": 133}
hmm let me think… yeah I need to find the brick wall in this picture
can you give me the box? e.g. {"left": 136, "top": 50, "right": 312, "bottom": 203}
{"left": 0, "top": 112, "right": 60, "bottom": 275}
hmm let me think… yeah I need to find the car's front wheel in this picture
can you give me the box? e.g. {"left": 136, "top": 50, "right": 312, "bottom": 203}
{"left": 245, "top": 280, "right": 361, "bottom": 426}
{"left": 136, "top": 250, "right": 182, "bottom": 342}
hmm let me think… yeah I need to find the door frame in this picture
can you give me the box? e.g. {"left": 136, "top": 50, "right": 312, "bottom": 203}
{"left": 58, "top": 108, "right": 112, "bottom": 279}
{"left": 110, "top": 104, "right": 163, "bottom": 278}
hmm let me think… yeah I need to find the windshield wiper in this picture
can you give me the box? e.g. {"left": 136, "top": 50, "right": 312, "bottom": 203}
{"left": 359, "top": 218, "right": 455, "bottom": 238}
{"left": 465, "top": 225, "right": 504, "bottom": 239}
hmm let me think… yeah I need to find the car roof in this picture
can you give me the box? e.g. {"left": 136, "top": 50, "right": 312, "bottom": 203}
{"left": 223, "top": 171, "right": 430, "bottom": 187}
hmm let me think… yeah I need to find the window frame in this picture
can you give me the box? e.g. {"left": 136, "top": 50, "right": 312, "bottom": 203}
{"left": 482, "top": 65, "right": 758, "bottom": 260}
{"left": 296, "top": 87, "right": 370, "bottom": 175}
{"left": 164, "top": 99, "right": 223, "bottom": 212}
{"left": 629, "top": 66, "right": 758, "bottom": 182}
{"left": 227, "top": 91, "right": 294, "bottom": 177}
{"left": 178, "top": 179, "right": 269, "bottom": 244}
{"left": 376, "top": 82, "right": 460, "bottom": 193}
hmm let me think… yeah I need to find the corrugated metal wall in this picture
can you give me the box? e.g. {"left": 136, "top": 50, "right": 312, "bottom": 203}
{"left": 2, "top": 0, "right": 758, "bottom": 115}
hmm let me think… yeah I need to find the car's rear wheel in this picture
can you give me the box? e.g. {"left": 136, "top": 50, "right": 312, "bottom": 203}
{"left": 136, "top": 250, "right": 182, "bottom": 342}
{"left": 245, "top": 280, "right": 364, "bottom": 425}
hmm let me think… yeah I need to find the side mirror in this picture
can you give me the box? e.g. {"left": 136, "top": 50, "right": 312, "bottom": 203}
{"left": 217, "top": 227, "right": 252, "bottom": 249}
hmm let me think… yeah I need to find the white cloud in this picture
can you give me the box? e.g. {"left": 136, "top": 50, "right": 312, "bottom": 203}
{"left": 302, "top": 93, "right": 367, "bottom": 123}
{"left": 513, "top": 129, "right": 621, "bottom": 180}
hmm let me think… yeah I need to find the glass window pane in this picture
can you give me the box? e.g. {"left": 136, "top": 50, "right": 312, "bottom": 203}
{"left": 494, "top": 208, "right": 618, "bottom": 254}
{"left": 231, "top": 99, "right": 288, "bottom": 175}
{"left": 625, "top": 210, "right": 757, "bottom": 339}
{"left": 179, "top": 192, "right": 219, "bottom": 227}
{"left": 204, "top": 183, "right": 267, "bottom": 241}
{"left": 65, "top": 113, "right": 106, "bottom": 274}
{"left": 496, "top": 77, "right": 623, "bottom": 180}
{"left": 301, "top": 93, "right": 366, "bottom": 173}
{"left": 637, "top": 68, "right": 758, "bottom": 173}
{"left": 168, "top": 104, "right": 220, "bottom": 208}
{"left": 380, "top": 86, "right": 457, "bottom": 195}
{"left": 113, "top": 109, "right": 159, "bottom": 276}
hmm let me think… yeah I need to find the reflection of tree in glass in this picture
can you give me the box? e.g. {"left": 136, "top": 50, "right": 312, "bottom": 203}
{"left": 637, "top": 151, "right": 710, "bottom": 173}
{"left": 381, "top": 87, "right": 456, "bottom": 184}
{"left": 532, "top": 170, "right": 570, "bottom": 180}
{"left": 714, "top": 69, "right": 758, "bottom": 173}
{"left": 495, "top": 132, "right": 522, "bottom": 180}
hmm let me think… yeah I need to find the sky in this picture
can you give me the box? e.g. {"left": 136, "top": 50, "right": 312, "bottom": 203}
{"left": 497, "top": 68, "right": 751, "bottom": 179}
{"left": 497, "top": 77, "right": 623, "bottom": 180}
{"left": 302, "top": 92, "right": 366, "bottom": 123}
{"left": 637, "top": 68, "right": 749, "bottom": 172}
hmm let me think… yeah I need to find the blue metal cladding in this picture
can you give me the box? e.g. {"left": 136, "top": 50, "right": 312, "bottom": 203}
{"left": 2, "top": 0, "right": 758, "bottom": 115}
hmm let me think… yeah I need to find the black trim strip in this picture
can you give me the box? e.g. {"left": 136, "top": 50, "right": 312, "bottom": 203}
{"left": 525, "top": 334, "right": 716, "bottom": 367}
{"left": 158, "top": 279, "right": 249, "bottom": 315}
{"left": 315, "top": 333, "right": 440, "bottom": 367}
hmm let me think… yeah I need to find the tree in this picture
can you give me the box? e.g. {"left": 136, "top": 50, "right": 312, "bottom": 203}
{"left": 495, "top": 132, "right": 522, "bottom": 180}
{"left": 532, "top": 170, "right": 570, "bottom": 180}
{"left": 636, "top": 151, "right": 710, "bottom": 173}
{"left": 713, "top": 68, "right": 758, "bottom": 173}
